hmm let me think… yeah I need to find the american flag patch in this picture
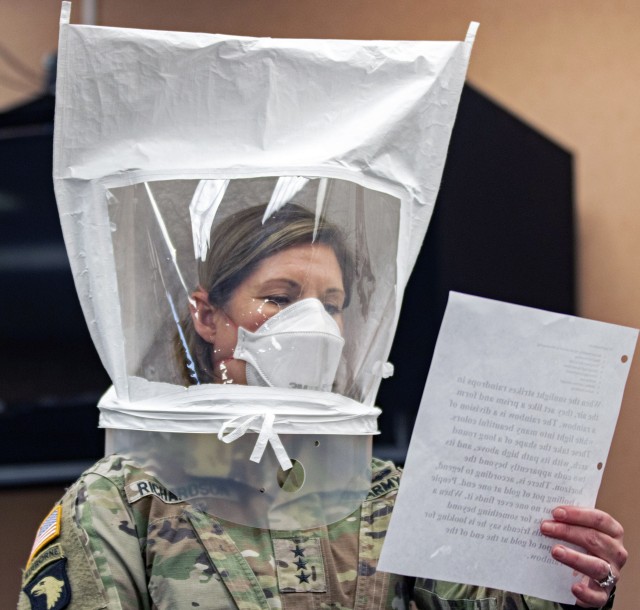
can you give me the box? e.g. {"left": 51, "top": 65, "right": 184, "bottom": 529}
{"left": 27, "top": 505, "right": 62, "bottom": 567}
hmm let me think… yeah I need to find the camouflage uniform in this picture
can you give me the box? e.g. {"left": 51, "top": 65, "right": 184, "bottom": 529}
{"left": 18, "top": 455, "right": 610, "bottom": 610}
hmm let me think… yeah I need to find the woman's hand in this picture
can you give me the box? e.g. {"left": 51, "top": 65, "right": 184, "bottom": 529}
{"left": 540, "top": 506, "right": 627, "bottom": 608}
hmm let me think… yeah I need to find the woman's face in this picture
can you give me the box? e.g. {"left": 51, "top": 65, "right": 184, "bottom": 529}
{"left": 192, "top": 243, "right": 346, "bottom": 385}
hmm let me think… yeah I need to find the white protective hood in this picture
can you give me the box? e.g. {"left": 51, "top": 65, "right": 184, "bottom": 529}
{"left": 54, "top": 2, "right": 477, "bottom": 528}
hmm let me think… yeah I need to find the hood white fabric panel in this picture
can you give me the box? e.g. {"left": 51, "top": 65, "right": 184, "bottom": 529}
{"left": 55, "top": 13, "right": 477, "bottom": 192}
{"left": 54, "top": 2, "right": 477, "bottom": 409}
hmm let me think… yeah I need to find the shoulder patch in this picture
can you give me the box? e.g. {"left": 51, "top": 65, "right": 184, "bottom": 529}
{"left": 23, "top": 557, "right": 71, "bottom": 610}
{"left": 23, "top": 543, "right": 65, "bottom": 587}
{"left": 27, "top": 505, "right": 62, "bottom": 566}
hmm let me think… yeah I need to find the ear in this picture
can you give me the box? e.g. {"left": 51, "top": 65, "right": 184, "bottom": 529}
{"left": 190, "top": 286, "right": 218, "bottom": 343}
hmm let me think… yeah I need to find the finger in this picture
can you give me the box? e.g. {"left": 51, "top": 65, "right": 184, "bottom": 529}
{"left": 550, "top": 506, "right": 623, "bottom": 539}
{"left": 550, "top": 545, "right": 616, "bottom": 608}
{"left": 551, "top": 545, "right": 616, "bottom": 584}
{"left": 572, "top": 578, "right": 611, "bottom": 609}
{"left": 540, "top": 519, "right": 627, "bottom": 569}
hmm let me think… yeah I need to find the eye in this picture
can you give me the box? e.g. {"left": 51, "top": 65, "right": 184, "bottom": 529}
{"left": 323, "top": 302, "right": 343, "bottom": 317}
{"left": 263, "top": 295, "right": 291, "bottom": 308}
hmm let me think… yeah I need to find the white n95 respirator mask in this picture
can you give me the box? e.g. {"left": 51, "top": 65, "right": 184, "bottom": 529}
{"left": 234, "top": 298, "right": 345, "bottom": 392}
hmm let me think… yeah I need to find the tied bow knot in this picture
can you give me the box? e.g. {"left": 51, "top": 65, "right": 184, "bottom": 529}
{"left": 218, "top": 412, "right": 293, "bottom": 471}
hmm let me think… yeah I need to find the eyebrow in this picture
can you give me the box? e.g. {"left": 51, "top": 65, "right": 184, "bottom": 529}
{"left": 258, "top": 278, "right": 301, "bottom": 291}
{"left": 258, "top": 278, "right": 345, "bottom": 298}
{"left": 324, "top": 287, "right": 346, "bottom": 298}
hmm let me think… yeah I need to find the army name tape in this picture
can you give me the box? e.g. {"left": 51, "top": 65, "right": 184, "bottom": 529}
{"left": 126, "top": 479, "right": 241, "bottom": 505}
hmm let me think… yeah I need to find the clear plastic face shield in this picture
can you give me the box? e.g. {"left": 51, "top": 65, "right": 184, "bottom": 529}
{"left": 53, "top": 3, "right": 477, "bottom": 529}
{"left": 107, "top": 178, "right": 399, "bottom": 400}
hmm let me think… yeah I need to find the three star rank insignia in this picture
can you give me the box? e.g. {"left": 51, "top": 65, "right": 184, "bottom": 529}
{"left": 273, "top": 536, "right": 327, "bottom": 593}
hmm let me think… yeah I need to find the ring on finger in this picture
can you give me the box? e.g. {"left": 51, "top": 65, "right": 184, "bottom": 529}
{"left": 595, "top": 562, "right": 616, "bottom": 589}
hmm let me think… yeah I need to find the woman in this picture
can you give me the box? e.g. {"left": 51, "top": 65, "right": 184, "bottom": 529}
{"left": 178, "top": 203, "right": 354, "bottom": 392}
{"left": 19, "top": 204, "right": 624, "bottom": 610}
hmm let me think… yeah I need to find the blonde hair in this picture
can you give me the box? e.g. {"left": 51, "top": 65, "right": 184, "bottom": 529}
{"left": 178, "top": 204, "right": 353, "bottom": 384}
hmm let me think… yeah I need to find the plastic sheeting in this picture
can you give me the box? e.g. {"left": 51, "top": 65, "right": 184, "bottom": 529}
{"left": 52, "top": 3, "right": 477, "bottom": 527}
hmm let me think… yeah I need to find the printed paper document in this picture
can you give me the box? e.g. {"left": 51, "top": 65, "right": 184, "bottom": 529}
{"left": 378, "top": 292, "right": 638, "bottom": 604}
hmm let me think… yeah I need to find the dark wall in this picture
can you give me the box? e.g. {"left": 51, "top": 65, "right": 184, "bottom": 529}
{"left": 375, "top": 85, "right": 574, "bottom": 460}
